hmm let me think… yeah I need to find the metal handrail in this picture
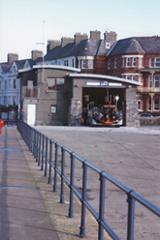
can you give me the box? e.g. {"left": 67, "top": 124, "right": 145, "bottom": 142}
{"left": 17, "top": 120, "right": 160, "bottom": 240}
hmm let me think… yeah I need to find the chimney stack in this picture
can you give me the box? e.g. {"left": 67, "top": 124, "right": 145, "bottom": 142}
{"left": 47, "top": 40, "right": 61, "bottom": 53}
{"left": 74, "top": 33, "right": 88, "bottom": 45}
{"left": 7, "top": 53, "right": 18, "bottom": 63}
{"left": 61, "top": 37, "right": 74, "bottom": 47}
{"left": 31, "top": 50, "right": 43, "bottom": 61}
{"left": 104, "top": 31, "right": 117, "bottom": 43}
{"left": 90, "top": 30, "right": 101, "bottom": 40}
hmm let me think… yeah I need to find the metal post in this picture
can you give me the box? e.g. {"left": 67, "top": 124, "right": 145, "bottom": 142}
{"left": 98, "top": 172, "right": 106, "bottom": 240}
{"left": 38, "top": 133, "right": 42, "bottom": 166}
{"left": 127, "top": 192, "right": 135, "bottom": 240}
{"left": 41, "top": 134, "right": 45, "bottom": 171}
{"left": 33, "top": 129, "right": 36, "bottom": 157}
{"left": 44, "top": 137, "right": 48, "bottom": 177}
{"left": 80, "top": 161, "right": 87, "bottom": 238}
{"left": 31, "top": 129, "right": 34, "bottom": 154}
{"left": 48, "top": 140, "right": 53, "bottom": 184}
{"left": 53, "top": 143, "right": 58, "bottom": 192}
{"left": 68, "top": 152, "right": 75, "bottom": 218}
{"left": 60, "top": 147, "right": 65, "bottom": 204}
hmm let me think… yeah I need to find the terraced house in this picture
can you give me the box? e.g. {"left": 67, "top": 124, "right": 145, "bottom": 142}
{"left": 45, "top": 30, "right": 117, "bottom": 74}
{"left": 106, "top": 36, "right": 160, "bottom": 115}
{"left": 0, "top": 51, "right": 42, "bottom": 120}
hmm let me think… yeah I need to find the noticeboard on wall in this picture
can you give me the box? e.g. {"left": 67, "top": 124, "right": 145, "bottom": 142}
{"left": 50, "top": 105, "right": 57, "bottom": 113}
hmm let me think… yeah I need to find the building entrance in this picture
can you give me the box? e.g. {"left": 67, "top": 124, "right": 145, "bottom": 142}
{"left": 82, "top": 87, "right": 126, "bottom": 126}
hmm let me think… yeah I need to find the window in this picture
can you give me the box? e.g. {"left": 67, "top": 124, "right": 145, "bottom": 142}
{"left": 124, "top": 75, "right": 139, "bottom": 81}
{"left": 13, "top": 79, "right": 16, "bottom": 89}
{"left": 78, "top": 59, "right": 93, "bottom": 69}
{"left": 150, "top": 58, "right": 160, "bottom": 68}
{"left": 154, "top": 95, "right": 160, "bottom": 110}
{"left": 72, "top": 59, "right": 75, "bottom": 67}
{"left": 13, "top": 96, "right": 16, "bottom": 105}
{"left": 149, "top": 77, "right": 153, "bottom": 88}
{"left": 47, "top": 78, "right": 56, "bottom": 90}
{"left": 133, "top": 57, "right": 137, "bottom": 67}
{"left": 5, "top": 80, "right": 7, "bottom": 89}
{"left": 9, "top": 79, "right": 12, "bottom": 89}
{"left": 155, "top": 58, "right": 160, "bottom": 67}
{"left": 64, "top": 60, "right": 69, "bottom": 66}
{"left": 126, "top": 57, "right": 131, "bottom": 67}
{"left": 47, "top": 78, "right": 64, "bottom": 91}
{"left": 27, "top": 80, "right": 33, "bottom": 89}
{"left": 4, "top": 96, "right": 7, "bottom": 104}
{"left": 154, "top": 76, "right": 160, "bottom": 88}
{"left": 0, "top": 80, "right": 1, "bottom": 89}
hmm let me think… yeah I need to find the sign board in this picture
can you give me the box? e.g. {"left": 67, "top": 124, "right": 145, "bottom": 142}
{"left": 51, "top": 105, "right": 57, "bottom": 113}
{"left": 86, "top": 81, "right": 109, "bottom": 87}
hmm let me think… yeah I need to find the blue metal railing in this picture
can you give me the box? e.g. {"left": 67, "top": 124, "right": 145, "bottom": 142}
{"left": 17, "top": 120, "right": 160, "bottom": 240}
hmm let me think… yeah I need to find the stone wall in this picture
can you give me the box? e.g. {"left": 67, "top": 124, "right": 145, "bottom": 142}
{"left": 140, "top": 116, "right": 160, "bottom": 126}
{"left": 126, "top": 87, "right": 140, "bottom": 127}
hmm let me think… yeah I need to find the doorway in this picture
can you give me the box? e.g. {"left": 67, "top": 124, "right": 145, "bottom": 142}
{"left": 27, "top": 104, "right": 36, "bottom": 125}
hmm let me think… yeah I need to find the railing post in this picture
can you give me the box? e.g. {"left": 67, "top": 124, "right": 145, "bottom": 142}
{"left": 79, "top": 161, "right": 87, "bottom": 238}
{"left": 33, "top": 129, "right": 36, "bottom": 158}
{"left": 60, "top": 147, "right": 65, "bottom": 204}
{"left": 44, "top": 137, "right": 48, "bottom": 177}
{"left": 53, "top": 143, "right": 58, "bottom": 192}
{"left": 41, "top": 134, "right": 45, "bottom": 171}
{"left": 38, "top": 133, "right": 42, "bottom": 166}
{"left": 68, "top": 152, "right": 75, "bottom": 218}
{"left": 31, "top": 129, "right": 34, "bottom": 154}
{"left": 98, "top": 171, "right": 106, "bottom": 240}
{"left": 48, "top": 140, "right": 53, "bottom": 184}
{"left": 36, "top": 131, "right": 39, "bottom": 162}
{"left": 127, "top": 191, "right": 135, "bottom": 240}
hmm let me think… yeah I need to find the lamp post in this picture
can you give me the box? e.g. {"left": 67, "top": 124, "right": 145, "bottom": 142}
{"left": 115, "top": 95, "right": 119, "bottom": 111}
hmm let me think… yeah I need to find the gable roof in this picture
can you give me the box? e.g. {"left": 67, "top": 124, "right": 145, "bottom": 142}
{"left": 108, "top": 36, "right": 160, "bottom": 56}
{"left": 0, "top": 62, "right": 12, "bottom": 73}
{"left": 0, "top": 58, "right": 38, "bottom": 74}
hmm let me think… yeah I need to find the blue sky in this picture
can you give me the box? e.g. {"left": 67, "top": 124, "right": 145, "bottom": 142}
{"left": 0, "top": 0, "right": 160, "bottom": 62}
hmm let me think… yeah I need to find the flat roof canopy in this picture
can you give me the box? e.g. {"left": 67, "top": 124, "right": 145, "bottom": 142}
{"left": 19, "top": 64, "right": 81, "bottom": 74}
{"left": 69, "top": 73, "right": 141, "bottom": 86}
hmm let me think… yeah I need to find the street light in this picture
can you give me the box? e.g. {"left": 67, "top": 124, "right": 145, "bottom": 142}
{"left": 115, "top": 95, "right": 119, "bottom": 111}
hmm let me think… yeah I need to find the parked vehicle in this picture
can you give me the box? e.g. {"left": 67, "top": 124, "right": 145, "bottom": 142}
{"left": 139, "top": 112, "right": 153, "bottom": 118}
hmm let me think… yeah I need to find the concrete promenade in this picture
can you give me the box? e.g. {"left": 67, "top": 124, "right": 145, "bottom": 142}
{"left": 0, "top": 125, "right": 159, "bottom": 240}
{"left": 0, "top": 126, "right": 101, "bottom": 240}
{"left": 0, "top": 126, "right": 60, "bottom": 240}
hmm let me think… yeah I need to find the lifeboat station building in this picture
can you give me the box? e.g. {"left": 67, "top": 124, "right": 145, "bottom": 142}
{"left": 18, "top": 65, "right": 140, "bottom": 127}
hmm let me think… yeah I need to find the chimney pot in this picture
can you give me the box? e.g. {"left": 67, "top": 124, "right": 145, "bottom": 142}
{"left": 74, "top": 33, "right": 88, "bottom": 44}
{"left": 7, "top": 53, "right": 19, "bottom": 63}
{"left": 61, "top": 37, "right": 74, "bottom": 47}
{"left": 31, "top": 50, "right": 43, "bottom": 61}
{"left": 47, "top": 40, "right": 61, "bottom": 53}
{"left": 90, "top": 30, "right": 101, "bottom": 40}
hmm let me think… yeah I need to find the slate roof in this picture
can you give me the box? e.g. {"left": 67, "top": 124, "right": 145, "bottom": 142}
{"left": 0, "top": 62, "right": 13, "bottom": 73}
{"left": 108, "top": 36, "right": 160, "bottom": 56}
{"left": 45, "top": 39, "right": 109, "bottom": 61}
{"left": 0, "top": 58, "right": 38, "bottom": 73}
